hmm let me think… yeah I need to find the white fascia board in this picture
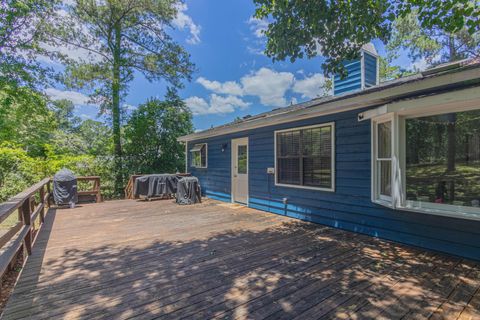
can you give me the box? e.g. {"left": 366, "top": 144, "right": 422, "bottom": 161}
{"left": 386, "top": 86, "right": 480, "bottom": 117}
{"left": 358, "top": 85, "right": 480, "bottom": 122}
{"left": 358, "top": 105, "right": 389, "bottom": 121}
{"left": 178, "top": 67, "right": 480, "bottom": 142}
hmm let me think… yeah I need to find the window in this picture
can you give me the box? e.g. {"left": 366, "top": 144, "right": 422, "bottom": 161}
{"left": 275, "top": 123, "right": 334, "bottom": 191}
{"left": 371, "top": 108, "right": 480, "bottom": 220}
{"left": 405, "top": 110, "right": 480, "bottom": 210}
{"left": 237, "top": 145, "right": 247, "bottom": 174}
{"left": 375, "top": 119, "right": 392, "bottom": 201}
{"left": 190, "top": 143, "right": 207, "bottom": 168}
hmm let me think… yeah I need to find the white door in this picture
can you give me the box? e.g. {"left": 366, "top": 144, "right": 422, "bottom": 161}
{"left": 231, "top": 137, "right": 248, "bottom": 205}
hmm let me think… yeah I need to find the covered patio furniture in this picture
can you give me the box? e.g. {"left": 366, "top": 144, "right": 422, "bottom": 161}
{"left": 176, "top": 176, "right": 202, "bottom": 205}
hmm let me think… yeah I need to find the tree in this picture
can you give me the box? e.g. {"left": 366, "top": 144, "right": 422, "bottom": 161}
{"left": 0, "top": 86, "right": 56, "bottom": 157}
{"left": 253, "top": 0, "right": 479, "bottom": 75}
{"left": 387, "top": 9, "right": 479, "bottom": 173}
{"left": 51, "top": 0, "right": 195, "bottom": 195}
{"left": 51, "top": 99, "right": 82, "bottom": 133}
{"left": 387, "top": 10, "right": 480, "bottom": 67}
{"left": 0, "top": 0, "right": 60, "bottom": 88}
{"left": 77, "top": 120, "right": 113, "bottom": 156}
{"left": 124, "top": 90, "right": 193, "bottom": 175}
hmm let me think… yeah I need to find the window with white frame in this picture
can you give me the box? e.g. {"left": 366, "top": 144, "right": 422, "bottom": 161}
{"left": 190, "top": 143, "right": 207, "bottom": 168}
{"left": 371, "top": 108, "right": 480, "bottom": 220}
{"left": 275, "top": 123, "right": 335, "bottom": 191}
{"left": 375, "top": 119, "right": 393, "bottom": 201}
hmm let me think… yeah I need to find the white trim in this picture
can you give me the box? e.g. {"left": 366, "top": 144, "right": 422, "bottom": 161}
{"left": 372, "top": 115, "right": 394, "bottom": 203}
{"left": 359, "top": 86, "right": 480, "bottom": 121}
{"left": 190, "top": 143, "right": 208, "bottom": 168}
{"left": 231, "top": 137, "right": 249, "bottom": 205}
{"left": 274, "top": 122, "right": 335, "bottom": 192}
{"left": 360, "top": 50, "right": 366, "bottom": 90}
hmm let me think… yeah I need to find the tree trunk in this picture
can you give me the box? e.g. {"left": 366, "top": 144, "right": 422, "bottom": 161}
{"left": 112, "top": 22, "right": 123, "bottom": 196}
{"left": 446, "top": 36, "right": 456, "bottom": 173}
{"left": 446, "top": 113, "right": 456, "bottom": 172}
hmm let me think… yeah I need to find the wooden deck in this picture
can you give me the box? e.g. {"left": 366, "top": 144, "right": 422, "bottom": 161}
{"left": 2, "top": 199, "right": 480, "bottom": 320}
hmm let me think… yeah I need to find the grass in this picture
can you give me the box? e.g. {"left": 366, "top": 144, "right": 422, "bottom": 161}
{"left": 406, "top": 162, "right": 480, "bottom": 206}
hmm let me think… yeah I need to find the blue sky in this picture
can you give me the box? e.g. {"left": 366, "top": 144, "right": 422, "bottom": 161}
{"left": 44, "top": 0, "right": 422, "bottom": 131}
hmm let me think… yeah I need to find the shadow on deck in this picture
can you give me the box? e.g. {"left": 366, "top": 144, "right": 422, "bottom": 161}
{"left": 1, "top": 199, "right": 479, "bottom": 320}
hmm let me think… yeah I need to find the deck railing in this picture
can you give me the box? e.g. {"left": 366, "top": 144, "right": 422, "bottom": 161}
{"left": 77, "top": 176, "right": 102, "bottom": 203}
{"left": 0, "top": 175, "right": 102, "bottom": 289}
{"left": 0, "top": 178, "right": 51, "bottom": 284}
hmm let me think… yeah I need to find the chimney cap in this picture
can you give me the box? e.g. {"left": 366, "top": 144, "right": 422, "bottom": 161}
{"left": 361, "top": 43, "right": 378, "bottom": 57}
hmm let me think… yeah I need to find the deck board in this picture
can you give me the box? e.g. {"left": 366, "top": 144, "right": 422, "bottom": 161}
{"left": 1, "top": 199, "right": 479, "bottom": 320}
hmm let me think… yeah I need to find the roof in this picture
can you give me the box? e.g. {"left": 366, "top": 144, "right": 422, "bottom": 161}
{"left": 179, "top": 58, "right": 480, "bottom": 142}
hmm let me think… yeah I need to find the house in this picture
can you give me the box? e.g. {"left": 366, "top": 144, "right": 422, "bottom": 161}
{"left": 178, "top": 46, "right": 480, "bottom": 261}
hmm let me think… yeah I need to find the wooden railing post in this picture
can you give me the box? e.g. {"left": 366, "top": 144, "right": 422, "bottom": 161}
{"left": 39, "top": 186, "right": 45, "bottom": 223}
{"left": 46, "top": 180, "right": 51, "bottom": 207}
{"left": 21, "top": 199, "right": 32, "bottom": 255}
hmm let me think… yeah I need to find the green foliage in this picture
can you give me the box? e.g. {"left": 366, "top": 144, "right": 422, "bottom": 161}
{"left": 124, "top": 90, "right": 193, "bottom": 174}
{"left": 253, "top": 0, "right": 480, "bottom": 75}
{"left": 0, "top": 86, "right": 56, "bottom": 156}
{"left": 0, "top": 0, "right": 61, "bottom": 88}
{"left": 0, "top": 143, "right": 117, "bottom": 202}
{"left": 0, "top": 144, "right": 41, "bottom": 201}
{"left": 388, "top": 10, "right": 480, "bottom": 65}
{"left": 76, "top": 120, "right": 113, "bottom": 156}
{"left": 253, "top": 0, "right": 391, "bottom": 75}
{"left": 400, "top": 0, "right": 480, "bottom": 35}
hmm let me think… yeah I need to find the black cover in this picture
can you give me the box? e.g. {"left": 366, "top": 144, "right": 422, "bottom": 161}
{"left": 134, "top": 174, "right": 180, "bottom": 198}
{"left": 53, "top": 168, "right": 78, "bottom": 205}
{"left": 176, "top": 177, "right": 201, "bottom": 205}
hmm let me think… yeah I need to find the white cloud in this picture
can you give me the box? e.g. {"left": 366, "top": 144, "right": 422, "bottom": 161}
{"left": 123, "top": 104, "right": 137, "bottom": 111}
{"left": 185, "top": 94, "right": 250, "bottom": 115}
{"left": 79, "top": 113, "right": 93, "bottom": 120}
{"left": 196, "top": 77, "right": 243, "bottom": 96}
{"left": 45, "top": 88, "right": 96, "bottom": 106}
{"left": 409, "top": 58, "right": 429, "bottom": 72}
{"left": 192, "top": 68, "right": 334, "bottom": 113}
{"left": 292, "top": 73, "right": 331, "bottom": 99}
{"left": 196, "top": 68, "right": 295, "bottom": 107}
{"left": 172, "top": 3, "right": 201, "bottom": 45}
{"left": 241, "top": 68, "right": 294, "bottom": 106}
{"left": 246, "top": 45, "right": 265, "bottom": 56}
{"left": 247, "top": 17, "right": 268, "bottom": 38}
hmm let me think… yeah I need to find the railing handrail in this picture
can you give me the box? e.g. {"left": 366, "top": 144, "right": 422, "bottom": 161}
{"left": 0, "top": 178, "right": 51, "bottom": 224}
{"left": 0, "top": 177, "right": 51, "bottom": 280}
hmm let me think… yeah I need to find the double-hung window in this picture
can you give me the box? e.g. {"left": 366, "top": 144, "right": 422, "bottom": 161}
{"left": 190, "top": 143, "right": 207, "bottom": 168}
{"left": 275, "top": 123, "right": 335, "bottom": 191}
{"left": 374, "top": 118, "right": 393, "bottom": 202}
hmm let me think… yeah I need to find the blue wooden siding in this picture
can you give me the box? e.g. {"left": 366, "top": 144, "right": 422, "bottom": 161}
{"left": 187, "top": 108, "right": 480, "bottom": 261}
{"left": 364, "top": 52, "right": 378, "bottom": 88}
{"left": 333, "top": 60, "right": 362, "bottom": 95}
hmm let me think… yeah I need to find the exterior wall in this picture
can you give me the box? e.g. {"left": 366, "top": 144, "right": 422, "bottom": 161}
{"left": 333, "top": 60, "right": 362, "bottom": 95}
{"left": 364, "top": 52, "right": 378, "bottom": 88}
{"left": 187, "top": 108, "right": 480, "bottom": 261}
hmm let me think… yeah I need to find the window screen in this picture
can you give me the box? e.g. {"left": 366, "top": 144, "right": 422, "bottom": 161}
{"left": 276, "top": 124, "right": 333, "bottom": 189}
